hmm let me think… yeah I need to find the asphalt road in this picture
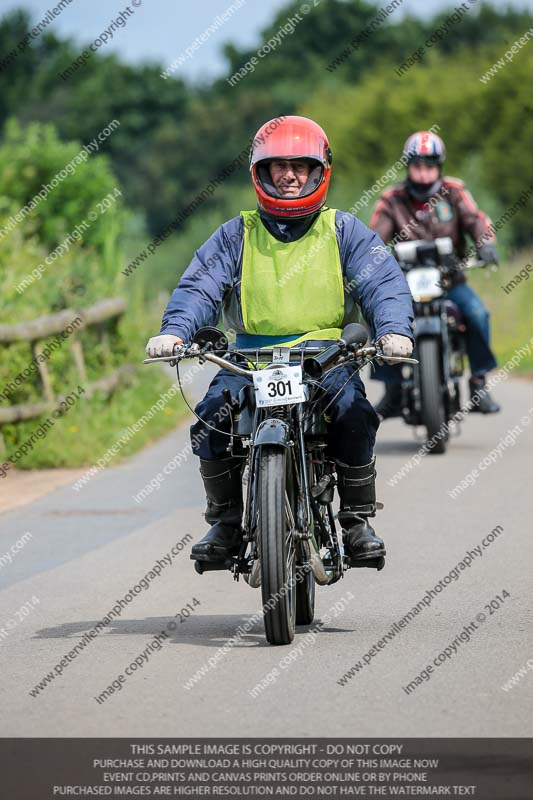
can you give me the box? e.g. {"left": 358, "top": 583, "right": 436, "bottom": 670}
{"left": 1, "top": 365, "right": 532, "bottom": 737}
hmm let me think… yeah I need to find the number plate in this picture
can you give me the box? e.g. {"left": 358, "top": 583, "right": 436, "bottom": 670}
{"left": 406, "top": 267, "right": 443, "bottom": 301}
{"left": 252, "top": 365, "right": 306, "bottom": 407}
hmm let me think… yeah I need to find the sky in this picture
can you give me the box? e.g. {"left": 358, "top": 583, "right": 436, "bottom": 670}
{"left": 1, "top": 0, "right": 533, "bottom": 81}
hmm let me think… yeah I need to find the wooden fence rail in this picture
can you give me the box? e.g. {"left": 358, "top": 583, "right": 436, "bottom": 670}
{"left": 0, "top": 298, "right": 133, "bottom": 425}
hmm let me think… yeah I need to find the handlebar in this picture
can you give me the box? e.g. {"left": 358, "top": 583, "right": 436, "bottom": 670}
{"left": 459, "top": 257, "right": 491, "bottom": 270}
{"left": 398, "top": 256, "right": 491, "bottom": 272}
{"left": 436, "top": 258, "right": 490, "bottom": 281}
{"left": 143, "top": 341, "right": 418, "bottom": 379}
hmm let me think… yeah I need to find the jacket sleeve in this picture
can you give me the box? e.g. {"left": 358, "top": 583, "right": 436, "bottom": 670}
{"left": 336, "top": 211, "right": 414, "bottom": 343}
{"left": 451, "top": 180, "right": 496, "bottom": 246}
{"left": 369, "top": 193, "right": 396, "bottom": 242}
{"left": 159, "top": 217, "right": 243, "bottom": 341}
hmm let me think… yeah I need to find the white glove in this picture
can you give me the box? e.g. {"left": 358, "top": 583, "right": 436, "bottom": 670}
{"left": 377, "top": 334, "right": 413, "bottom": 364}
{"left": 146, "top": 334, "right": 184, "bottom": 357}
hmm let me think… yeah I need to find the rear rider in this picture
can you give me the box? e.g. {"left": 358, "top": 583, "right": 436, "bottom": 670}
{"left": 370, "top": 130, "right": 501, "bottom": 419}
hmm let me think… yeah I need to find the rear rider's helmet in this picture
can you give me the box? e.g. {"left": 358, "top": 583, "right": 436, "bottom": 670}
{"left": 403, "top": 131, "right": 445, "bottom": 201}
{"left": 403, "top": 130, "right": 446, "bottom": 166}
{"left": 250, "top": 115, "right": 333, "bottom": 218}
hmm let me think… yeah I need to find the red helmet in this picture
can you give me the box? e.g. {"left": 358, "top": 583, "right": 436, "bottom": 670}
{"left": 250, "top": 116, "right": 332, "bottom": 218}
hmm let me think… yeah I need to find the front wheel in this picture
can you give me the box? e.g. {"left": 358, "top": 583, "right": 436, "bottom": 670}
{"left": 258, "top": 447, "right": 296, "bottom": 645}
{"left": 418, "top": 337, "right": 447, "bottom": 454}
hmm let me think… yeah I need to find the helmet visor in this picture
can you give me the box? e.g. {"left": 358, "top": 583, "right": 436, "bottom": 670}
{"left": 408, "top": 155, "right": 441, "bottom": 167}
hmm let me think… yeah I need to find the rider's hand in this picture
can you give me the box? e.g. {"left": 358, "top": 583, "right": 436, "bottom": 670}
{"left": 377, "top": 334, "right": 413, "bottom": 364}
{"left": 146, "top": 334, "right": 183, "bottom": 357}
{"left": 477, "top": 243, "right": 499, "bottom": 266}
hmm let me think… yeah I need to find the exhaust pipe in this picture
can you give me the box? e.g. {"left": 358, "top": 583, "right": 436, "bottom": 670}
{"left": 244, "top": 558, "right": 261, "bottom": 588}
{"left": 308, "top": 535, "right": 331, "bottom": 585}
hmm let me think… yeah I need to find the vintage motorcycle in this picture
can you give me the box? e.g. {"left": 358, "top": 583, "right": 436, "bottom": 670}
{"left": 145, "top": 324, "right": 416, "bottom": 645}
{"left": 393, "top": 236, "right": 487, "bottom": 454}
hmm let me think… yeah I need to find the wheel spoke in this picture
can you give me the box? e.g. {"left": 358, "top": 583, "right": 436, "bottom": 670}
{"left": 285, "top": 492, "right": 295, "bottom": 530}
{"left": 287, "top": 541, "right": 296, "bottom": 573}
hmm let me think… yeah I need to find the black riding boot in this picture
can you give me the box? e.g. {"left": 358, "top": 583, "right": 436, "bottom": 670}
{"left": 374, "top": 383, "right": 402, "bottom": 421}
{"left": 191, "top": 457, "right": 243, "bottom": 562}
{"left": 335, "top": 457, "right": 386, "bottom": 569}
{"left": 469, "top": 376, "right": 501, "bottom": 414}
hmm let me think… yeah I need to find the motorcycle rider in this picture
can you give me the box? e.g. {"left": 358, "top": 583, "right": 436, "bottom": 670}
{"left": 146, "top": 116, "right": 414, "bottom": 567}
{"left": 370, "top": 130, "right": 500, "bottom": 419}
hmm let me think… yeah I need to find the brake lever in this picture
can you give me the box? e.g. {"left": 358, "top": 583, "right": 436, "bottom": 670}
{"left": 358, "top": 345, "right": 418, "bottom": 366}
{"left": 143, "top": 356, "right": 176, "bottom": 364}
{"left": 373, "top": 348, "right": 418, "bottom": 365}
{"left": 377, "top": 355, "right": 419, "bottom": 364}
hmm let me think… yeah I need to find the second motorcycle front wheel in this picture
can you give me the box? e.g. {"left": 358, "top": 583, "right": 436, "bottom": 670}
{"left": 258, "top": 446, "right": 297, "bottom": 645}
{"left": 418, "top": 337, "right": 447, "bottom": 454}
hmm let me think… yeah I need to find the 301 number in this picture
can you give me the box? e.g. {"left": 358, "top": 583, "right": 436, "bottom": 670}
{"left": 267, "top": 379, "right": 292, "bottom": 398}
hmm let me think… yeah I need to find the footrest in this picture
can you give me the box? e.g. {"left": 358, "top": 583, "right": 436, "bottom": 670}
{"left": 345, "top": 555, "right": 385, "bottom": 571}
{"left": 190, "top": 549, "right": 229, "bottom": 562}
{"left": 193, "top": 559, "right": 233, "bottom": 574}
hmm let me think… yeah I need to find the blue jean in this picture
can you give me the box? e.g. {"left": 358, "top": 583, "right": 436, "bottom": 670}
{"left": 372, "top": 284, "right": 497, "bottom": 383}
{"left": 190, "top": 362, "right": 380, "bottom": 466}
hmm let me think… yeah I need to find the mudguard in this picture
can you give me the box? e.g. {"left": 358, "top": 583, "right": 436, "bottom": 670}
{"left": 253, "top": 417, "right": 291, "bottom": 449}
{"left": 414, "top": 316, "right": 441, "bottom": 336}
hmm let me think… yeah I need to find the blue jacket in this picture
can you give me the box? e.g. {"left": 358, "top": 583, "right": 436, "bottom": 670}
{"left": 160, "top": 209, "right": 414, "bottom": 344}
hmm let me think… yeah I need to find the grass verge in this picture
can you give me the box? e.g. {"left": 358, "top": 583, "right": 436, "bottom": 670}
{"left": 1, "top": 366, "right": 187, "bottom": 470}
{"left": 469, "top": 248, "right": 533, "bottom": 372}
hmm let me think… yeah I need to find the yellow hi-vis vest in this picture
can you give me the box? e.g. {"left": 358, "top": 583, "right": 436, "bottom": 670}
{"left": 239, "top": 208, "right": 345, "bottom": 348}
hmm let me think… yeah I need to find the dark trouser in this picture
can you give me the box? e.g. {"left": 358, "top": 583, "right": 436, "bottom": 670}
{"left": 372, "top": 284, "right": 497, "bottom": 384}
{"left": 190, "top": 363, "right": 380, "bottom": 467}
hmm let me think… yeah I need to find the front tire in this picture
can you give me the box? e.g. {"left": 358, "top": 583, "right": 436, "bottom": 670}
{"left": 418, "top": 337, "right": 447, "bottom": 454}
{"left": 258, "top": 447, "right": 296, "bottom": 645}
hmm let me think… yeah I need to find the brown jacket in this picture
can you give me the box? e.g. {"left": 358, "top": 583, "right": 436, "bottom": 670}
{"left": 370, "top": 177, "right": 495, "bottom": 283}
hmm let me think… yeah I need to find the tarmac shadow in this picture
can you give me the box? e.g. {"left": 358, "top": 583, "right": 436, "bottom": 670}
{"left": 32, "top": 615, "right": 355, "bottom": 649}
